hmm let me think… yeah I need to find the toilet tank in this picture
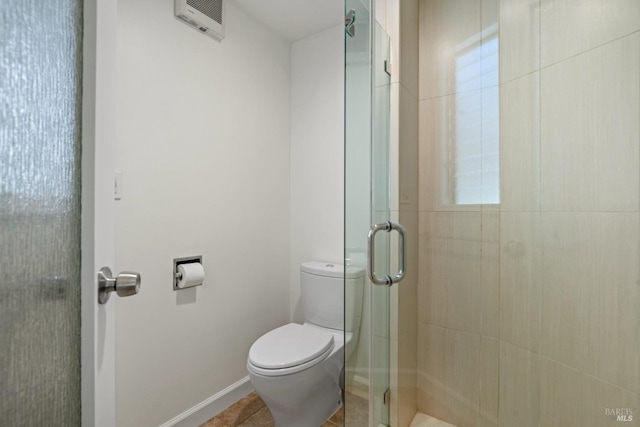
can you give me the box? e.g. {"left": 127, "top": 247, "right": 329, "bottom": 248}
{"left": 300, "top": 262, "right": 364, "bottom": 332}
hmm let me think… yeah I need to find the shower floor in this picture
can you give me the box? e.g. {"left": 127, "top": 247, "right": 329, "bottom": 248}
{"left": 409, "top": 412, "right": 457, "bottom": 427}
{"left": 200, "top": 391, "right": 368, "bottom": 427}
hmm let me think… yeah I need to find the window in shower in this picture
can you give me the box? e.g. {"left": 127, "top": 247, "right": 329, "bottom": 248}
{"left": 449, "top": 25, "right": 500, "bottom": 205}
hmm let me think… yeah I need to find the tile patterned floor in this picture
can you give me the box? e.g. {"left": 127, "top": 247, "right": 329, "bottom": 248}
{"left": 200, "top": 391, "right": 368, "bottom": 427}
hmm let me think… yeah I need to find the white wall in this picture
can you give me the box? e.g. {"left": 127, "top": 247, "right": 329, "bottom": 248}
{"left": 288, "top": 22, "right": 372, "bottom": 398}
{"left": 289, "top": 25, "right": 345, "bottom": 322}
{"left": 114, "top": 1, "right": 291, "bottom": 426}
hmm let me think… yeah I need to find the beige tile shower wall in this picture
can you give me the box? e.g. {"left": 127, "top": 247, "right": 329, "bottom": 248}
{"left": 417, "top": 1, "right": 501, "bottom": 426}
{"left": 418, "top": 1, "right": 640, "bottom": 426}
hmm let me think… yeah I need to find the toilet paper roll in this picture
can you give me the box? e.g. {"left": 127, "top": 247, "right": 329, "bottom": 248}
{"left": 177, "top": 263, "right": 205, "bottom": 289}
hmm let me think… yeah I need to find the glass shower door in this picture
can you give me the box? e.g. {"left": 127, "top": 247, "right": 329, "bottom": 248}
{"left": 370, "top": 22, "right": 392, "bottom": 427}
{"left": 416, "top": 1, "right": 640, "bottom": 427}
{"left": 345, "top": 1, "right": 393, "bottom": 425}
{"left": 0, "top": 1, "right": 83, "bottom": 424}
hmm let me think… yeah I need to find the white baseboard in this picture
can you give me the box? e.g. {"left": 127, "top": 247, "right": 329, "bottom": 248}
{"left": 353, "top": 375, "right": 370, "bottom": 387}
{"left": 159, "top": 376, "right": 253, "bottom": 427}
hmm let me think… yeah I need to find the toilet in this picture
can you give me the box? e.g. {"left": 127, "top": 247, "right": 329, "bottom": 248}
{"left": 247, "top": 261, "right": 364, "bottom": 427}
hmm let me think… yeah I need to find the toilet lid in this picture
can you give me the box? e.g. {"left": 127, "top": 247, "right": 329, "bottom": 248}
{"left": 249, "top": 323, "right": 334, "bottom": 370}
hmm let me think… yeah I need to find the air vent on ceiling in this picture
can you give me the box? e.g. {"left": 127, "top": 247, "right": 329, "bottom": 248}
{"left": 187, "top": 0, "right": 223, "bottom": 25}
{"left": 175, "top": 0, "right": 225, "bottom": 41}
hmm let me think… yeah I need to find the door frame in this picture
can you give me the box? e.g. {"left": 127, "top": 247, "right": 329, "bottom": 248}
{"left": 81, "top": 0, "right": 118, "bottom": 425}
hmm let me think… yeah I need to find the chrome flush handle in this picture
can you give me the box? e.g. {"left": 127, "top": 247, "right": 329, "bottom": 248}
{"left": 345, "top": 9, "right": 356, "bottom": 37}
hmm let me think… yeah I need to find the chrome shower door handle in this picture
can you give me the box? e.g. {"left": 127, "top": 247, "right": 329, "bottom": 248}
{"left": 367, "top": 221, "right": 406, "bottom": 286}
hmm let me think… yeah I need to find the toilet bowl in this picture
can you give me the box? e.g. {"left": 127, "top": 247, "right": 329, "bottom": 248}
{"left": 246, "top": 262, "right": 364, "bottom": 427}
{"left": 247, "top": 323, "right": 348, "bottom": 427}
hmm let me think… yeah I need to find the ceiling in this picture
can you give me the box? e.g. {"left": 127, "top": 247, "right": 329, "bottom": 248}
{"left": 233, "top": 0, "right": 343, "bottom": 42}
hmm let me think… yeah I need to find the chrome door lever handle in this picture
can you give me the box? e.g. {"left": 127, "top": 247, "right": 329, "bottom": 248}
{"left": 367, "top": 221, "right": 406, "bottom": 286}
{"left": 98, "top": 267, "right": 141, "bottom": 304}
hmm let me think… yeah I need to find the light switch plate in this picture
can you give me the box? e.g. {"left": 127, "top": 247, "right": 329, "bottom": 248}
{"left": 114, "top": 171, "right": 122, "bottom": 200}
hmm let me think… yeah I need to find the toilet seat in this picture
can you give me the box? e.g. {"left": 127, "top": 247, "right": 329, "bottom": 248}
{"left": 248, "top": 323, "right": 334, "bottom": 377}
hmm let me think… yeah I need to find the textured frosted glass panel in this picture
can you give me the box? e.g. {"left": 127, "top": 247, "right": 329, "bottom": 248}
{"left": 0, "top": 0, "right": 83, "bottom": 425}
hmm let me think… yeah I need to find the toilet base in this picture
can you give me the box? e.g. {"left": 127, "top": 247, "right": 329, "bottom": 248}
{"left": 248, "top": 347, "right": 343, "bottom": 427}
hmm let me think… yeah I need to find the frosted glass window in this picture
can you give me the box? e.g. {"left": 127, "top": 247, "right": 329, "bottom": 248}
{"left": 0, "top": 0, "right": 83, "bottom": 424}
{"left": 453, "top": 32, "right": 500, "bottom": 205}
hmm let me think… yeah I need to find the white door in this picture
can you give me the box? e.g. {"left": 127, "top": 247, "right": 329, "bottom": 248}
{"left": 81, "top": 0, "right": 119, "bottom": 426}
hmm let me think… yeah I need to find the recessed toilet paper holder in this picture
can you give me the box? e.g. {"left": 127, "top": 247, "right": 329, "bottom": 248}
{"left": 173, "top": 256, "right": 203, "bottom": 290}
